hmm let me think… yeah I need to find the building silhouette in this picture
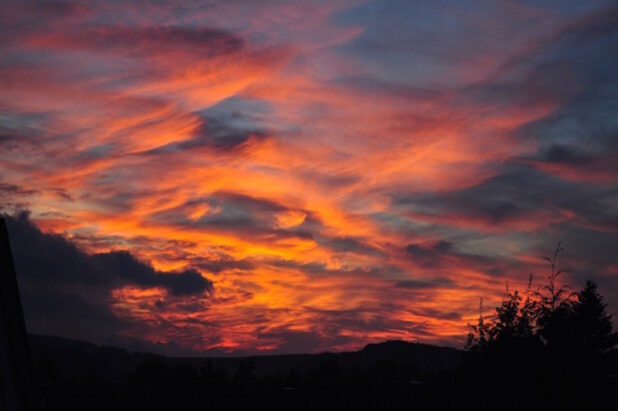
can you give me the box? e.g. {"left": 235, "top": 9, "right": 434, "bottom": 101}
{"left": 0, "top": 217, "right": 38, "bottom": 410}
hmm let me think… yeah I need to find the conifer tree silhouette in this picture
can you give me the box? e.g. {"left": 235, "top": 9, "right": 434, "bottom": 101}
{"left": 572, "top": 281, "right": 617, "bottom": 356}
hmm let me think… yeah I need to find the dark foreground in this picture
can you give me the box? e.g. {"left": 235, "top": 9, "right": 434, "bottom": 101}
{"left": 29, "top": 334, "right": 618, "bottom": 410}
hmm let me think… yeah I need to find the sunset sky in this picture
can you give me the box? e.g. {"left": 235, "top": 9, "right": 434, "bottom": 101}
{"left": 1, "top": 1, "right": 617, "bottom": 355}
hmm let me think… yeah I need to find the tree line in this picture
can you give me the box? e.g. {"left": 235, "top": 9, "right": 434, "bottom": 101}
{"left": 464, "top": 243, "right": 617, "bottom": 408}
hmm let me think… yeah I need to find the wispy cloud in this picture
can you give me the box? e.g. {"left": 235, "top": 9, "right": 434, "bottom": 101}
{"left": 1, "top": 0, "right": 617, "bottom": 354}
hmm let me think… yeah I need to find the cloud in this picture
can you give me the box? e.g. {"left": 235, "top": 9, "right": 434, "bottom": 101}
{"left": 26, "top": 25, "right": 244, "bottom": 59}
{"left": 395, "top": 277, "right": 454, "bottom": 290}
{"left": 317, "top": 235, "right": 384, "bottom": 256}
{"left": 0, "top": 183, "right": 37, "bottom": 196}
{"left": 464, "top": 4, "right": 618, "bottom": 185}
{"left": 0, "top": 182, "right": 37, "bottom": 211}
{"left": 179, "top": 116, "right": 268, "bottom": 152}
{"left": 403, "top": 240, "right": 494, "bottom": 273}
{"left": 5, "top": 211, "right": 213, "bottom": 344}
{"left": 1, "top": 1, "right": 617, "bottom": 355}
{"left": 149, "top": 192, "right": 315, "bottom": 244}
{"left": 398, "top": 167, "right": 618, "bottom": 233}
{"left": 405, "top": 241, "right": 453, "bottom": 266}
{"left": 91, "top": 252, "right": 212, "bottom": 296}
{"left": 7, "top": 212, "right": 212, "bottom": 295}
{"left": 194, "top": 255, "right": 255, "bottom": 274}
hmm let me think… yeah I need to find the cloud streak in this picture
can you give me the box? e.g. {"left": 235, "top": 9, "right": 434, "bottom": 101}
{"left": 1, "top": 0, "right": 617, "bottom": 354}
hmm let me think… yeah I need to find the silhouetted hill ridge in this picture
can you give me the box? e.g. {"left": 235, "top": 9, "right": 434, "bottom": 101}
{"left": 29, "top": 334, "right": 462, "bottom": 381}
{"left": 26, "top": 334, "right": 618, "bottom": 410}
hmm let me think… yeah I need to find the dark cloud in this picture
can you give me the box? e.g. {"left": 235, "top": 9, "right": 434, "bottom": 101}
{"left": 91, "top": 252, "right": 211, "bottom": 296}
{"left": 194, "top": 255, "right": 255, "bottom": 274}
{"left": 402, "top": 239, "right": 499, "bottom": 275}
{"left": 0, "top": 181, "right": 70, "bottom": 212}
{"left": 194, "top": 192, "right": 286, "bottom": 229}
{"left": 405, "top": 240, "right": 453, "bottom": 266}
{"left": 0, "top": 110, "right": 54, "bottom": 147}
{"left": 299, "top": 168, "right": 362, "bottom": 188}
{"left": 540, "top": 144, "right": 595, "bottom": 165}
{"left": 269, "top": 259, "right": 330, "bottom": 275}
{"left": 404, "top": 241, "right": 453, "bottom": 268}
{"left": 7, "top": 211, "right": 212, "bottom": 295}
{"left": 5, "top": 212, "right": 212, "bottom": 343}
{"left": 0, "top": 182, "right": 38, "bottom": 211}
{"left": 149, "top": 192, "right": 315, "bottom": 243}
{"left": 148, "top": 98, "right": 272, "bottom": 154}
{"left": 547, "top": 5, "right": 618, "bottom": 43}
{"left": 188, "top": 117, "right": 269, "bottom": 152}
{"left": 15, "top": 1, "right": 88, "bottom": 17}
{"left": 210, "top": 191, "right": 288, "bottom": 214}
{"left": 319, "top": 235, "right": 384, "bottom": 256}
{"left": 464, "top": 5, "right": 618, "bottom": 183}
{"left": 397, "top": 166, "right": 618, "bottom": 231}
{"left": 31, "top": 25, "right": 244, "bottom": 58}
{"left": 412, "top": 307, "right": 461, "bottom": 321}
{"left": 0, "top": 183, "right": 37, "bottom": 196}
{"left": 268, "top": 259, "right": 403, "bottom": 280}
{"left": 395, "top": 276, "right": 454, "bottom": 290}
{"left": 525, "top": 144, "right": 618, "bottom": 182}
{"left": 0, "top": 3, "right": 92, "bottom": 50}
{"left": 149, "top": 128, "right": 265, "bottom": 154}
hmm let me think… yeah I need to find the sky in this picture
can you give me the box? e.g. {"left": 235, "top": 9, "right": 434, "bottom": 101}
{"left": 1, "top": 0, "right": 617, "bottom": 356}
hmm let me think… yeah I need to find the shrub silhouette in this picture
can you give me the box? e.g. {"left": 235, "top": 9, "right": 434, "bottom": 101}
{"left": 466, "top": 242, "right": 618, "bottom": 406}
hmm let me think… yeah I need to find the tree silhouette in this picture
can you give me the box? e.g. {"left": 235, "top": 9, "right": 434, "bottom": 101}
{"left": 467, "top": 277, "right": 539, "bottom": 351}
{"left": 531, "top": 242, "right": 576, "bottom": 353}
{"left": 465, "top": 298, "right": 488, "bottom": 353}
{"left": 466, "top": 243, "right": 617, "bottom": 379}
{"left": 463, "top": 243, "right": 618, "bottom": 409}
{"left": 465, "top": 280, "right": 543, "bottom": 381}
{"left": 533, "top": 242, "right": 574, "bottom": 313}
{"left": 517, "top": 274, "right": 538, "bottom": 345}
{"left": 572, "top": 281, "right": 617, "bottom": 356}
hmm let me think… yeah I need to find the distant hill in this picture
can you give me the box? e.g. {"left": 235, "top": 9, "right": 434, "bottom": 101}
{"left": 25, "top": 334, "right": 618, "bottom": 410}
{"left": 169, "top": 339, "right": 462, "bottom": 379}
{"left": 30, "top": 334, "right": 162, "bottom": 383}
{"left": 29, "top": 334, "right": 462, "bottom": 381}
{"left": 28, "top": 334, "right": 465, "bottom": 410}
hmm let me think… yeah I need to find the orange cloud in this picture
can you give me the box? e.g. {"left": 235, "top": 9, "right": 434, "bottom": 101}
{"left": 1, "top": 1, "right": 617, "bottom": 354}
